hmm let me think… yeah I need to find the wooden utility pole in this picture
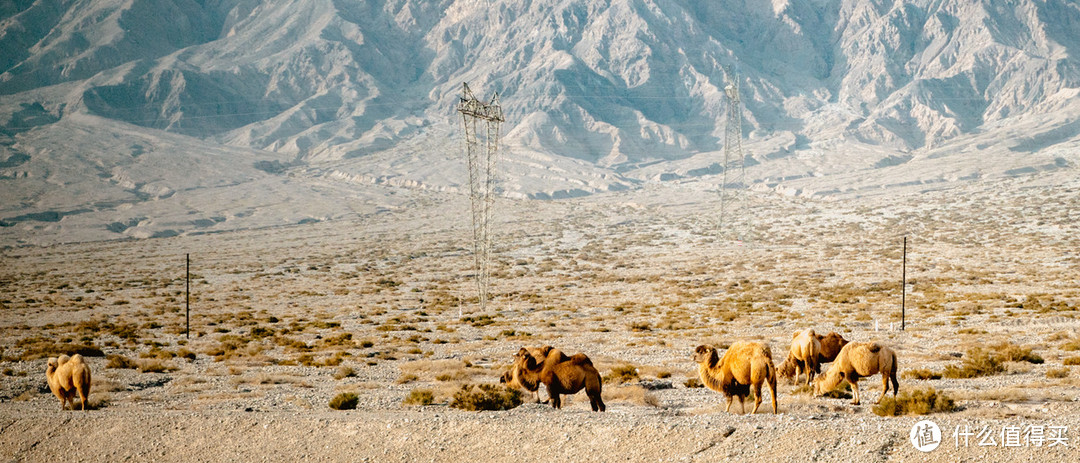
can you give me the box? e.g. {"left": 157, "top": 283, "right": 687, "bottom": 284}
{"left": 901, "top": 237, "right": 907, "bottom": 331}
{"left": 186, "top": 253, "right": 190, "bottom": 339}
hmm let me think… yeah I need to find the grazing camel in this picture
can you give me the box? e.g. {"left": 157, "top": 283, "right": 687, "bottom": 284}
{"left": 46, "top": 354, "right": 92, "bottom": 411}
{"left": 814, "top": 331, "right": 849, "bottom": 364}
{"left": 778, "top": 329, "right": 821, "bottom": 386}
{"left": 813, "top": 341, "right": 899, "bottom": 405}
{"left": 500, "top": 346, "right": 566, "bottom": 403}
{"left": 515, "top": 347, "right": 605, "bottom": 412}
{"left": 693, "top": 342, "right": 778, "bottom": 414}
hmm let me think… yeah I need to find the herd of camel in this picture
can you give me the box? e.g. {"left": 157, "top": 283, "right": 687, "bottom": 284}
{"left": 44, "top": 328, "right": 898, "bottom": 414}
{"left": 501, "top": 329, "right": 900, "bottom": 414}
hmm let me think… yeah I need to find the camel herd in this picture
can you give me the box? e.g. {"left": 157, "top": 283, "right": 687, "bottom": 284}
{"left": 45, "top": 328, "right": 895, "bottom": 414}
{"left": 502, "top": 329, "right": 899, "bottom": 413}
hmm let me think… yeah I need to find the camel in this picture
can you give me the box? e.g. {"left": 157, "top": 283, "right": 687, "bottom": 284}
{"left": 46, "top": 354, "right": 92, "bottom": 411}
{"left": 814, "top": 331, "right": 849, "bottom": 364}
{"left": 813, "top": 341, "right": 899, "bottom": 405}
{"left": 515, "top": 347, "right": 605, "bottom": 412}
{"left": 777, "top": 329, "right": 821, "bottom": 386}
{"left": 693, "top": 342, "right": 778, "bottom": 414}
{"left": 499, "top": 346, "right": 566, "bottom": 403}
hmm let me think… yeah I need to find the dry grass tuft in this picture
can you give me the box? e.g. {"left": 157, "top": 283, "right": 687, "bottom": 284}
{"left": 403, "top": 388, "right": 435, "bottom": 406}
{"left": 328, "top": 392, "right": 358, "bottom": 410}
{"left": 604, "top": 385, "right": 660, "bottom": 407}
{"left": 903, "top": 368, "right": 942, "bottom": 380}
{"left": 942, "top": 348, "right": 1004, "bottom": 379}
{"left": 1046, "top": 367, "right": 1070, "bottom": 379}
{"left": 603, "top": 364, "right": 640, "bottom": 384}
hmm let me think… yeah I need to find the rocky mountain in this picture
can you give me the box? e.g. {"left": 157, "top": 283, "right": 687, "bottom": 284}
{"left": 1, "top": 0, "right": 1079, "bottom": 244}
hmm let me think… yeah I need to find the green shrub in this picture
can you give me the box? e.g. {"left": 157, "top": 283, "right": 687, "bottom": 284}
{"left": 329, "top": 392, "right": 359, "bottom": 410}
{"left": 872, "top": 387, "right": 956, "bottom": 416}
{"left": 449, "top": 384, "right": 522, "bottom": 411}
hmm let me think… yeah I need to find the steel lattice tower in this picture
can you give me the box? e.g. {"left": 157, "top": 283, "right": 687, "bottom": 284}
{"left": 718, "top": 70, "right": 750, "bottom": 242}
{"left": 457, "top": 83, "right": 503, "bottom": 313}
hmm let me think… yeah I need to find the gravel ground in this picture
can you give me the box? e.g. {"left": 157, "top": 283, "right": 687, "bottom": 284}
{"left": 3, "top": 178, "right": 1080, "bottom": 461}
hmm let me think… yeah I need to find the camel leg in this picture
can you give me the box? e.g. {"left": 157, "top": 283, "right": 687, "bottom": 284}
{"left": 725, "top": 395, "right": 734, "bottom": 413}
{"left": 850, "top": 380, "right": 861, "bottom": 405}
{"left": 739, "top": 395, "right": 747, "bottom": 414}
{"left": 550, "top": 393, "right": 561, "bottom": 409}
{"left": 78, "top": 388, "right": 88, "bottom": 411}
{"left": 751, "top": 385, "right": 762, "bottom": 415}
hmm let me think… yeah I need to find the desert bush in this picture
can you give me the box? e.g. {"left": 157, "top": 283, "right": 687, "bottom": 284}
{"left": 328, "top": 392, "right": 359, "bottom": 410}
{"left": 136, "top": 359, "right": 177, "bottom": 373}
{"left": 334, "top": 366, "right": 355, "bottom": 380}
{"left": 1063, "top": 356, "right": 1080, "bottom": 366}
{"left": 1046, "top": 368, "right": 1070, "bottom": 379}
{"left": 403, "top": 389, "right": 435, "bottom": 406}
{"left": 604, "top": 364, "right": 640, "bottom": 384}
{"left": 396, "top": 373, "right": 419, "bottom": 384}
{"left": 604, "top": 386, "right": 660, "bottom": 407}
{"left": 942, "top": 348, "right": 1004, "bottom": 378}
{"left": 449, "top": 384, "right": 522, "bottom": 411}
{"left": 106, "top": 354, "right": 138, "bottom": 369}
{"left": 903, "top": 368, "right": 942, "bottom": 380}
{"left": 684, "top": 377, "right": 703, "bottom": 388}
{"left": 994, "top": 342, "right": 1043, "bottom": 364}
{"left": 873, "top": 387, "right": 957, "bottom": 416}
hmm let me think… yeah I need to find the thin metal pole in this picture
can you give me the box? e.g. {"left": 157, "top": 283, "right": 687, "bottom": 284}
{"left": 901, "top": 237, "right": 906, "bottom": 331}
{"left": 186, "top": 253, "right": 190, "bottom": 339}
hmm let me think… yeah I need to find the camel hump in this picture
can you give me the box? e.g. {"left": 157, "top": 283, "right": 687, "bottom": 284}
{"left": 867, "top": 342, "right": 882, "bottom": 353}
{"left": 569, "top": 353, "right": 592, "bottom": 366}
{"left": 57, "top": 354, "right": 71, "bottom": 366}
{"left": 805, "top": 328, "right": 816, "bottom": 337}
{"left": 69, "top": 354, "right": 85, "bottom": 363}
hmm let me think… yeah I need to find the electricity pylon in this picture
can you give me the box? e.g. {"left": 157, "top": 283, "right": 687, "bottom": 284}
{"left": 718, "top": 70, "right": 750, "bottom": 243}
{"left": 457, "top": 83, "right": 503, "bottom": 313}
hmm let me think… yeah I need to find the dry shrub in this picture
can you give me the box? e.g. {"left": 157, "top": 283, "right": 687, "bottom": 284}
{"left": 604, "top": 385, "right": 660, "bottom": 407}
{"left": 106, "top": 354, "right": 138, "bottom": 369}
{"left": 684, "top": 377, "right": 703, "bottom": 388}
{"left": 396, "top": 373, "right": 419, "bottom": 384}
{"left": 1046, "top": 368, "right": 1070, "bottom": 379}
{"left": 449, "top": 384, "right": 522, "bottom": 411}
{"left": 943, "top": 348, "right": 1004, "bottom": 378}
{"left": 873, "top": 387, "right": 956, "bottom": 416}
{"left": 136, "top": 359, "right": 177, "bottom": 373}
{"left": 13, "top": 337, "right": 105, "bottom": 361}
{"left": 993, "top": 342, "right": 1043, "bottom": 364}
{"left": 329, "top": 392, "right": 358, "bottom": 410}
{"left": 903, "top": 368, "right": 942, "bottom": 380}
{"left": 403, "top": 388, "right": 435, "bottom": 406}
{"left": 334, "top": 366, "right": 355, "bottom": 380}
{"left": 1063, "top": 356, "right": 1080, "bottom": 366}
{"left": 604, "top": 364, "right": 640, "bottom": 384}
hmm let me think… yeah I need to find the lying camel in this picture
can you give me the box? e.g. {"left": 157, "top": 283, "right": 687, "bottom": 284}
{"left": 815, "top": 331, "right": 849, "bottom": 364}
{"left": 46, "top": 354, "right": 92, "bottom": 411}
{"left": 515, "top": 347, "right": 605, "bottom": 412}
{"left": 693, "top": 342, "right": 778, "bottom": 414}
{"left": 813, "top": 341, "right": 898, "bottom": 405}
{"left": 500, "top": 346, "right": 566, "bottom": 403}
{"left": 778, "top": 329, "right": 821, "bottom": 386}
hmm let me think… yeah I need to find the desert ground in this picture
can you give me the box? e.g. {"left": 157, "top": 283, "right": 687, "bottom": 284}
{"left": 2, "top": 174, "right": 1080, "bottom": 462}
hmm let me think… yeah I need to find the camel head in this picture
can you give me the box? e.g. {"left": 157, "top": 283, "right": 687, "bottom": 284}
{"left": 692, "top": 345, "right": 717, "bottom": 366}
{"left": 46, "top": 357, "right": 59, "bottom": 376}
{"left": 514, "top": 348, "right": 540, "bottom": 372}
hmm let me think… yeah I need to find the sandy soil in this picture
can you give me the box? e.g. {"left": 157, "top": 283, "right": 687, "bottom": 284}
{"left": 2, "top": 176, "right": 1079, "bottom": 462}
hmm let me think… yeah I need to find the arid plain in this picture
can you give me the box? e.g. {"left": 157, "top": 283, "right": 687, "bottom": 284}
{"left": 2, "top": 174, "right": 1079, "bottom": 462}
